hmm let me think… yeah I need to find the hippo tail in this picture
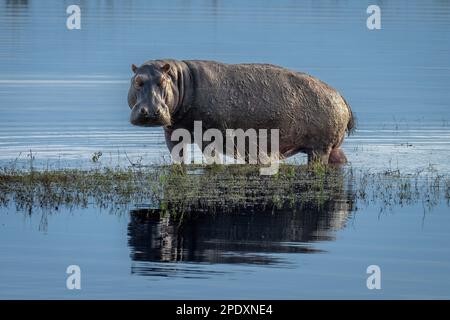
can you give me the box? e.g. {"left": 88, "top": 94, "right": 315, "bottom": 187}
{"left": 342, "top": 96, "right": 355, "bottom": 135}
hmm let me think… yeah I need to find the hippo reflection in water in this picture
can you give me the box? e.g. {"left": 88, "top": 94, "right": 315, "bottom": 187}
{"left": 127, "top": 183, "right": 355, "bottom": 277}
{"left": 128, "top": 60, "right": 355, "bottom": 164}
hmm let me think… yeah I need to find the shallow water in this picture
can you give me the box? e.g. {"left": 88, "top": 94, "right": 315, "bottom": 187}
{"left": 0, "top": 0, "right": 450, "bottom": 299}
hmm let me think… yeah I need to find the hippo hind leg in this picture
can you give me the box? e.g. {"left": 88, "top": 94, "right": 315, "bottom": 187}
{"left": 328, "top": 147, "right": 347, "bottom": 165}
{"left": 307, "top": 148, "right": 331, "bottom": 165}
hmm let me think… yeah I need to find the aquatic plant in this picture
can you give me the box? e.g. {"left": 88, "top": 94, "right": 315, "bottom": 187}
{"left": 0, "top": 161, "right": 448, "bottom": 216}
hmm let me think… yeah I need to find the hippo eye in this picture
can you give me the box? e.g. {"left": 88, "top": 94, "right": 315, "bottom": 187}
{"left": 134, "top": 76, "right": 144, "bottom": 88}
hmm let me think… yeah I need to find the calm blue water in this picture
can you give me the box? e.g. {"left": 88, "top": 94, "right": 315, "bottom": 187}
{"left": 0, "top": 0, "right": 449, "bottom": 299}
{"left": 0, "top": 202, "right": 449, "bottom": 299}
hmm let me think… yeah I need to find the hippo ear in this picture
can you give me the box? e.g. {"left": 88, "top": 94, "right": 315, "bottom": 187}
{"left": 131, "top": 64, "right": 138, "bottom": 73}
{"left": 162, "top": 63, "right": 171, "bottom": 74}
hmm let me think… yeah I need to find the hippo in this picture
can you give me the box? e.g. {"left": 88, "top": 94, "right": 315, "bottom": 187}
{"left": 128, "top": 59, "right": 354, "bottom": 164}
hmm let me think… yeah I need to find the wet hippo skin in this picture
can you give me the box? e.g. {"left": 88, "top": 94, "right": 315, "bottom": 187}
{"left": 128, "top": 59, "right": 355, "bottom": 164}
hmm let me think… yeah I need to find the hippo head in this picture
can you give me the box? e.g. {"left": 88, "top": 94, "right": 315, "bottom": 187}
{"left": 128, "top": 62, "right": 176, "bottom": 127}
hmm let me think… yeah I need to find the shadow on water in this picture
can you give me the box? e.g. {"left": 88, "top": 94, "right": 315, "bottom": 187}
{"left": 127, "top": 185, "right": 355, "bottom": 278}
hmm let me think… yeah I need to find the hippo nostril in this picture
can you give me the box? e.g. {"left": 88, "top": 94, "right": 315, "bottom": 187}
{"left": 140, "top": 107, "right": 149, "bottom": 115}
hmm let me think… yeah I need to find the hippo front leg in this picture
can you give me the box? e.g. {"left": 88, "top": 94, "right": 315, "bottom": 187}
{"left": 194, "top": 139, "right": 223, "bottom": 164}
{"left": 164, "top": 127, "right": 176, "bottom": 152}
{"left": 164, "top": 127, "right": 189, "bottom": 163}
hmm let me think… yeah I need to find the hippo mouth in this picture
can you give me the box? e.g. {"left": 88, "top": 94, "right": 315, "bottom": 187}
{"left": 130, "top": 117, "right": 161, "bottom": 127}
{"left": 130, "top": 106, "right": 172, "bottom": 127}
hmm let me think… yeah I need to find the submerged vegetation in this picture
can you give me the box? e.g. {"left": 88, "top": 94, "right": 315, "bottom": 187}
{"left": 0, "top": 161, "right": 448, "bottom": 215}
